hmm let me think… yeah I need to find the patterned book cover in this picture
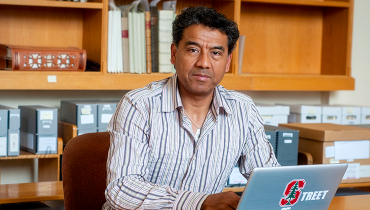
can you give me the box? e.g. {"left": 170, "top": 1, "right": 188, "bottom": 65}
{"left": 0, "top": 44, "right": 86, "bottom": 71}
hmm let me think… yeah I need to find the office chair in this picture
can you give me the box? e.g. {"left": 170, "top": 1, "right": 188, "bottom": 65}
{"left": 62, "top": 132, "right": 110, "bottom": 210}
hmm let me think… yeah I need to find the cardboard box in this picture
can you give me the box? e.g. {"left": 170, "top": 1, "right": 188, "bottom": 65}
{"left": 61, "top": 100, "right": 97, "bottom": 135}
{"left": 285, "top": 105, "right": 322, "bottom": 123}
{"left": 19, "top": 106, "right": 58, "bottom": 154}
{"left": 264, "top": 126, "right": 277, "bottom": 154}
{"left": 279, "top": 123, "right": 370, "bottom": 183}
{"left": 0, "top": 108, "right": 8, "bottom": 156}
{"left": 0, "top": 105, "right": 20, "bottom": 156}
{"left": 256, "top": 104, "right": 290, "bottom": 126}
{"left": 96, "top": 100, "right": 119, "bottom": 132}
{"left": 361, "top": 107, "right": 370, "bottom": 124}
{"left": 341, "top": 106, "right": 361, "bottom": 125}
{"left": 321, "top": 105, "right": 342, "bottom": 124}
{"left": 265, "top": 125, "right": 299, "bottom": 166}
{"left": 351, "top": 124, "right": 370, "bottom": 129}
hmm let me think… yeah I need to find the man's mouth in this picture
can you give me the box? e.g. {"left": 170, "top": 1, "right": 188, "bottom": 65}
{"left": 192, "top": 73, "right": 211, "bottom": 81}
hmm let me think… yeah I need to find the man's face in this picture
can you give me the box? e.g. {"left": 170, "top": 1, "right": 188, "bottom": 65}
{"left": 171, "top": 24, "right": 232, "bottom": 97}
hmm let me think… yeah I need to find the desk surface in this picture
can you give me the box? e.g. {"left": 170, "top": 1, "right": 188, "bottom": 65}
{"left": 329, "top": 194, "right": 369, "bottom": 210}
{"left": 0, "top": 181, "right": 369, "bottom": 209}
{"left": 0, "top": 181, "right": 63, "bottom": 204}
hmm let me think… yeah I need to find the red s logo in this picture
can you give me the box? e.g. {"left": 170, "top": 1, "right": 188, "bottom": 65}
{"left": 279, "top": 179, "right": 306, "bottom": 207}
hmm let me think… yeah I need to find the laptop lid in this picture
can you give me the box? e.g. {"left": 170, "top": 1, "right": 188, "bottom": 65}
{"left": 236, "top": 164, "right": 347, "bottom": 210}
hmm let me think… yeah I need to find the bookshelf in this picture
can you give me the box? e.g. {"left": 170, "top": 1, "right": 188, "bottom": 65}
{"left": 0, "top": 138, "right": 63, "bottom": 183}
{"left": 0, "top": 0, "right": 354, "bottom": 91}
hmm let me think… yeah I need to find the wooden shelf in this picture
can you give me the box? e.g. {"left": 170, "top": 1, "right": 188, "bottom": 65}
{"left": 0, "top": 0, "right": 354, "bottom": 91}
{"left": 0, "top": 0, "right": 103, "bottom": 9}
{"left": 0, "top": 181, "right": 63, "bottom": 204}
{"left": 0, "top": 150, "right": 60, "bottom": 160}
{"left": 241, "top": 0, "right": 350, "bottom": 7}
{"left": 0, "top": 138, "right": 63, "bottom": 183}
{"left": 0, "top": 72, "right": 354, "bottom": 91}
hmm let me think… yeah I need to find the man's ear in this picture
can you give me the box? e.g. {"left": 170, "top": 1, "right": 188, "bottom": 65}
{"left": 225, "top": 53, "right": 232, "bottom": 73}
{"left": 170, "top": 43, "right": 177, "bottom": 65}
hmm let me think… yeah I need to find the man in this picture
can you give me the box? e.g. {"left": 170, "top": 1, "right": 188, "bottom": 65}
{"left": 103, "top": 6, "right": 279, "bottom": 210}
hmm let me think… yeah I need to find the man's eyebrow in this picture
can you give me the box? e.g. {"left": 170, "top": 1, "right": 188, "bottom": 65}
{"left": 185, "top": 41, "right": 225, "bottom": 52}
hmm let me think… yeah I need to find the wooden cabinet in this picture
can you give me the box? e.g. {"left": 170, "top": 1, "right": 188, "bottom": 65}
{"left": 0, "top": 0, "right": 354, "bottom": 91}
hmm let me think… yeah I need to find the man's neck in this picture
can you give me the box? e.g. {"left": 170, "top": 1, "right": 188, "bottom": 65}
{"left": 178, "top": 85, "right": 214, "bottom": 132}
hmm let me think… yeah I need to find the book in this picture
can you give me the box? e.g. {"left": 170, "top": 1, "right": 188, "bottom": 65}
{"left": 0, "top": 44, "right": 87, "bottom": 71}
{"left": 145, "top": 11, "right": 152, "bottom": 74}
{"left": 119, "top": 0, "right": 149, "bottom": 74}
{"left": 108, "top": 9, "right": 124, "bottom": 73}
{"left": 150, "top": 2, "right": 160, "bottom": 73}
{"left": 238, "top": 35, "right": 246, "bottom": 75}
{"left": 121, "top": 15, "right": 130, "bottom": 73}
{"left": 158, "top": 10, "right": 174, "bottom": 73}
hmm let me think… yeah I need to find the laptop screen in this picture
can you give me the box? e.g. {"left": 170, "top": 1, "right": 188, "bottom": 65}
{"left": 236, "top": 164, "right": 347, "bottom": 210}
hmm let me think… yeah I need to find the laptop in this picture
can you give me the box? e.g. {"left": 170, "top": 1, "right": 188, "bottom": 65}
{"left": 236, "top": 164, "right": 348, "bottom": 210}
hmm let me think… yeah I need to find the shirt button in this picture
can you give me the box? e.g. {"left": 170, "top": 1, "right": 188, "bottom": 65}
{"left": 185, "top": 185, "right": 189, "bottom": 189}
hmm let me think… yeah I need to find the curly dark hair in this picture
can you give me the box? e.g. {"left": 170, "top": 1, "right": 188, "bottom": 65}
{"left": 172, "top": 6, "right": 239, "bottom": 55}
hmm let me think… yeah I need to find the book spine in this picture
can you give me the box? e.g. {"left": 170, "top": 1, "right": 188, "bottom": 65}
{"left": 121, "top": 16, "right": 130, "bottom": 73}
{"left": 140, "top": 12, "right": 146, "bottom": 74}
{"left": 158, "top": 10, "right": 174, "bottom": 73}
{"left": 150, "top": 6, "right": 159, "bottom": 73}
{"left": 6, "top": 49, "right": 86, "bottom": 71}
{"left": 145, "top": 11, "right": 152, "bottom": 74}
{"left": 128, "top": 12, "right": 135, "bottom": 73}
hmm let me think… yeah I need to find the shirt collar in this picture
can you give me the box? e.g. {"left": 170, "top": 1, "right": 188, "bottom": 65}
{"left": 212, "top": 85, "right": 232, "bottom": 116}
{"left": 161, "top": 74, "right": 183, "bottom": 112}
{"left": 160, "top": 73, "right": 232, "bottom": 115}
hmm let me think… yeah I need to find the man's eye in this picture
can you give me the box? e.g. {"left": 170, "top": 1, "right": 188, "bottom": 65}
{"left": 189, "top": 48, "right": 198, "bottom": 53}
{"left": 212, "top": 51, "right": 222, "bottom": 56}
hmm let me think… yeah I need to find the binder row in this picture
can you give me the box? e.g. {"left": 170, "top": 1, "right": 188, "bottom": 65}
{"left": 0, "top": 100, "right": 119, "bottom": 156}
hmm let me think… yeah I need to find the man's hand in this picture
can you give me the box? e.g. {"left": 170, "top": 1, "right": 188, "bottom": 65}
{"left": 201, "top": 191, "right": 240, "bottom": 210}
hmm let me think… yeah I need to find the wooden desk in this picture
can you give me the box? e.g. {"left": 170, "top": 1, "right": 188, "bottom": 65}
{"left": 1, "top": 181, "right": 369, "bottom": 209}
{"left": 0, "top": 181, "right": 63, "bottom": 204}
{"left": 329, "top": 194, "right": 370, "bottom": 210}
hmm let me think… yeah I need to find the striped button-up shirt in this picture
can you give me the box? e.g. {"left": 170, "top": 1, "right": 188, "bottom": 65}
{"left": 103, "top": 74, "right": 279, "bottom": 210}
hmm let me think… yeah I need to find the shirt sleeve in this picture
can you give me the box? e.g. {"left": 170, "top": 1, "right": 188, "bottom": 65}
{"left": 104, "top": 96, "right": 208, "bottom": 209}
{"left": 238, "top": 102, "right": 280, "bottom": 180}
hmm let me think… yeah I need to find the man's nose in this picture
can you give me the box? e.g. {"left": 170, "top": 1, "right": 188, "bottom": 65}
{"left": 195, "top": 51, "right": 211, "bottom": 69}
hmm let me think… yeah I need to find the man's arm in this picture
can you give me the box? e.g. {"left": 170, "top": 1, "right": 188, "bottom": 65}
{"left": 104, "top": 96, "right": 208, "bottom": 209}
{"left": 239, "top": 102, "right": 280, "bottom": 180}
{"left": 200, "top": 191, "right": 241, "bottom": 210}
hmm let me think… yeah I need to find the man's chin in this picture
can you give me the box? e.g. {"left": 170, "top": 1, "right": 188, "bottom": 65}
{"left": 190, "top": 87, "right": 215, "bottom": 97}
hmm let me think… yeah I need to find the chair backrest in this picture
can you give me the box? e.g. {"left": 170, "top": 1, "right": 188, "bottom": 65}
{"left": 62, "top": 132, "right": 110, "bottom": 210}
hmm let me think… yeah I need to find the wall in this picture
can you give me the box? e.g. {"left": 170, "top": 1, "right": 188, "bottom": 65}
{"left": 329, "top": 0, "right": 370, "bottom": 106}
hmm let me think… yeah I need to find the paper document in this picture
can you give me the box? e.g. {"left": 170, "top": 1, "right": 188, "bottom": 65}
{"left": 360, "top": 165, "right": 370, "bottom": 178}
{"left": 325, "top": 146, "right": 335, "bottom": 158}
{"left": 342, "top": 163, "right": 360, "bottom": 180}
{"left": 101, "top": 114, "right": 113, "bottom": 124}
{"left": 81, "top": 114, "right": 94, "bottom": 124}
{"left": 9, "top": 133, "right": 19, "bottom": 152}
{"left": 229, "top": 167, "right": 247, "bottom": 185}
{"left": 334, "top": 140, "right": 369, "bottom": 160}
{"left": 38, "top": 137, "right": 56, "bottom": 152}
{"left": 40, "top": 111, "right": 53, "bottom": 120}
